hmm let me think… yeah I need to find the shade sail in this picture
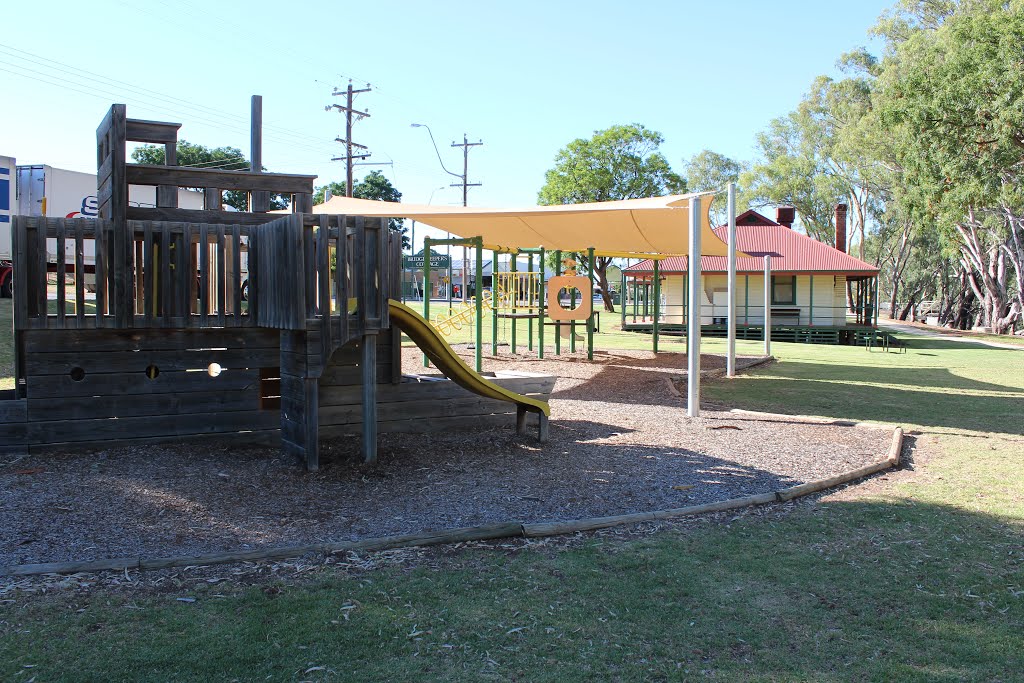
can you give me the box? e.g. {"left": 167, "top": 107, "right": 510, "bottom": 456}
{"left": 311, "top": 192, "right": 731, "bottom": 257}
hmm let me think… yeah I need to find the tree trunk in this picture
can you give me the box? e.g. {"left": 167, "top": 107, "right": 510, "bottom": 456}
{"left": 595, "top": 260, "right": 615, "bottom": 313}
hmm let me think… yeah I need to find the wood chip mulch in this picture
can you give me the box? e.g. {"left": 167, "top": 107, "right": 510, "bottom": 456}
{"left": 1, "top": 348, "right": 892, "bottom": 573}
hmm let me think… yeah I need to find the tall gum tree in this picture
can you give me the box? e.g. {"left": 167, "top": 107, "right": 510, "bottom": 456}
{"left": 874, "top": 0, "right": 1024, "bottom": 332}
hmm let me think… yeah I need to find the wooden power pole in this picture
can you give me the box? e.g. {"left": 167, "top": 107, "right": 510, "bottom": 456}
{"left": 327, "top": 82, "right": 372, "bottom": 196}
{"left": 451, "top": 134, "right": 482, "bottom": 299}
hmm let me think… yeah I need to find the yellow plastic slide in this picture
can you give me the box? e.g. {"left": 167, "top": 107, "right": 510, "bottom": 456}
{"left": 388, "top": 299, "right": 550, "bottom": 417}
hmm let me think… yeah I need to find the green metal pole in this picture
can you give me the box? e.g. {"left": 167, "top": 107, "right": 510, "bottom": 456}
{"left": 538, "top": 248, "right": 546, "bottom": 359}
{"left": 511, "top": 252, "right": 518, "bottom": 354}
{"left": 569, "top": 260, "right": 577, "bottom": 355}
{"left": 491, "top": 249, "right": 499, "bottom": 356}
{"left": 554, "top": 250, "right": 561, "bottom": 355}
{"left": 526, "top": 253, "right": 533, "bottom": 352}
{"left": 475, "top": 239, "right": 483, "bottom": 372}
{"left": 653, "top": 259, "right": 660, "bottom": 354}
{"left": 587, "top": 247, "right": 595, "bottom": 360}
{"left": 423, "top": 239, "right": 432, "bottom": 368}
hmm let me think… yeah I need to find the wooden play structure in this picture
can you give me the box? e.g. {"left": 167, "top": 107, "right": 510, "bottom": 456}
{"left": 0, "top": 101, "right": 553, "bottom": 469}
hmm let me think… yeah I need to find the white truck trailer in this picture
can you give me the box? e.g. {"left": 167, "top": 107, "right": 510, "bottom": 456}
{"left": 0, "top": 161, "right": 205, "bottom": 296}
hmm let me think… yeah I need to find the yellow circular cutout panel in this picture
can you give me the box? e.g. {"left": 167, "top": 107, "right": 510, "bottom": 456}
{"left": 546, "top": 275, "right": 592, "bottom": 321}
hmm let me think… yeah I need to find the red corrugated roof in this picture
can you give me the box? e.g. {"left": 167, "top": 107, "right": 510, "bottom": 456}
{"left": 624, "top": 210, "right": 878, "bottom": 277}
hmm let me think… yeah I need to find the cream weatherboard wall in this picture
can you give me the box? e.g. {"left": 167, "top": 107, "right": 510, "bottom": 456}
{"left": 656, "top": 274, "right": 848, "bottom": 326}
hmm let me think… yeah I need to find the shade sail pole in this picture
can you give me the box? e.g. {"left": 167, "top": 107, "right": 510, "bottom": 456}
{"left": 726, "top": 183, "right": 737, "bottom": 378}
{"left": 687, "top": 196, "right": 702, "bottom": 418}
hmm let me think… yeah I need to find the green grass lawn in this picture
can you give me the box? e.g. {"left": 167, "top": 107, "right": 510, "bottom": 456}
{"left": 2, "top": 299, "right": 1023, "bottom": 681}
{"left": 0, "top": 298, "right": 12, "bottom": 391}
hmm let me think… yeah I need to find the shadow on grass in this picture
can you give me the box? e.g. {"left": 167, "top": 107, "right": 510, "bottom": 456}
{"left": 1, "top": 496, "right": 1021, "bottom": 681}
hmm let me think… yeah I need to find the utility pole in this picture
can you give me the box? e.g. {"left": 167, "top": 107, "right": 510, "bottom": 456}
{"left": 451, "top": 134, "right": 483, "bottom": 300}
{"left": 326, "top": 81, "right": 371, "bottom": 196}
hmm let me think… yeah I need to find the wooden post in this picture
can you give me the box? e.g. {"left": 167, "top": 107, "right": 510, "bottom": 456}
{"left": 361, "top": 332, "right": 378, "bottom": 464}
{"left": 764, "top": 255, "right": 772, "bottom": 355}
{"left": 726, "top": 183, "right": 737, "bottom": 377}
{"left": 249, "top": 95, "right": 269, "bottom": 213}
{"left": 687, "top": 196, "right": 702, "bottom": 418}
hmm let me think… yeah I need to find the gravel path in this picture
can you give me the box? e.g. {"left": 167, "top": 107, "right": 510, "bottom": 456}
{"left": 1, "top": 348, "right": 891, "bottom": 567}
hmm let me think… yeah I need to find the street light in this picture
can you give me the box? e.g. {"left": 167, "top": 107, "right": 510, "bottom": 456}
{"left": 411, "top": 122, "right": 469, "bottom": 302}
{"left": 410, "top": 123, "right": 463, "bottom": 181}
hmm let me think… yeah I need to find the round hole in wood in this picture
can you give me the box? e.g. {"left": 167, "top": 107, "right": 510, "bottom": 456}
{"left": 69, "top": 367, "right": 85, "bottom": 382}
{"left": 145, "top": 365, "right": 160, "bottom": 380}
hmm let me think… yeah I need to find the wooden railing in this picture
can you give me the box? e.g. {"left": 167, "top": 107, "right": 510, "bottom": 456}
{"left": 251, "top": 213, "right": 399, "bottom": 346}
{"left": 12, "top": 214, "right": 400, "bottom": 337}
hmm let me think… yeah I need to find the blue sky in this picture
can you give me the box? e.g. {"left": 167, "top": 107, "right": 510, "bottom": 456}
{"left": 2, "top": 0, "right": 891, "bottom": 246}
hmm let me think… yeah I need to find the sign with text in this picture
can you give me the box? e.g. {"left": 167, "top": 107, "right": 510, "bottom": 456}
{"left": 403, "top": 254, "right": 451, "bottom": 269}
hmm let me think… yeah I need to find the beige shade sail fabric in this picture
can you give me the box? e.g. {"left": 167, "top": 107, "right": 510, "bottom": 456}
{"left": 310, "top": 192, "right": 732, "bottom": 257}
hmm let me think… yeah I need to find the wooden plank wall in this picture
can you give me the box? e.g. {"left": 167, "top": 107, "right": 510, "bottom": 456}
{"left": 279, "top": 330, "right": 319, "bottom": 469}
{"left": 18, "top": 328, "right": 281, "bottom": 451}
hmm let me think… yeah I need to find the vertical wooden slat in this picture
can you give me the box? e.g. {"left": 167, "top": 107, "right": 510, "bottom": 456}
{"left": 74, "top": 219, "right": 85, "bottom": 326}
{"left": 304, "top": 220, "right": 316, "bottom": 319}
{"left": 174, "top": 226, "right": 188, "bottom": 324}
{"left": 232, "top": 224, "right": 242, "bottom": 324}
{"left": 318, "top": 215, "right": 331, "bottom": 366}
{"left": 56, "top": 219, "right": 66, "bottom": 326}
{"left": 95, "top": 219, "right": 106, "bottom": 328}
{"left": 160, "top": 222, "right": 172, "bottom": 327}
{"left": 143, "top": 220, "right": 154, "bottom": 327}
{"left": 292, "top": 215, "right": 306, "bottom": 329}
{"left": 35, "top": 217, "right": 47, "bottom": 322}
{"left": 216, "top": 224, "right": 226, "bottom": 327}
{"left": 355, "top": 216, "right": 366, "bottom": 334}
{"left": 199, "top": 222, "right": 210, "bottom": 325}
{"left": 189, "top": 232, "right": 199, "bottom": 318}
{"left": 246, "top": 226, "right": 257, "bottom": 325}
{"left": 335, "top": 216, "right": 348, "bottom": 344}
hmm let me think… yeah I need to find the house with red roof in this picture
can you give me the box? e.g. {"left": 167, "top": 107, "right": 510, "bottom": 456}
{"left": 622, "top": 206, "right": 881, "bottom": 344}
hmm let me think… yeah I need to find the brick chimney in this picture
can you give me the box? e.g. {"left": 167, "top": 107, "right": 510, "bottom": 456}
{"left": 834, "top": 203, "right": 848, "bottom": 253}
{"left": 776, "top": 206, "right": 795, "bottom": 229}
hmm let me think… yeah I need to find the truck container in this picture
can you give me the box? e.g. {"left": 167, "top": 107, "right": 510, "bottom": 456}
{"left": 0, "top": 155, "right": 15, "bottom": 296}
{"left": 0, "top": 161, "right": 206, "bottom": 296}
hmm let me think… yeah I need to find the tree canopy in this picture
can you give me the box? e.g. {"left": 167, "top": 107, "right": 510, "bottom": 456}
{"left": 314, "top": 171, "right": 409, "bottom": 249}
{"left": 682, "top": 149, "right": 743, "bottom": 225}
{"left": 130, "top": 141, "right": 287, "bottom": 211}
{"left": 538, "top": 124, "right": 684, "bottom": 311}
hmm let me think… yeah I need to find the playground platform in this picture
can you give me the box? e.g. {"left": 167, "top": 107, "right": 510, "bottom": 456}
{"left": 0, "top": 103, "right": 553, "bottom": 470}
